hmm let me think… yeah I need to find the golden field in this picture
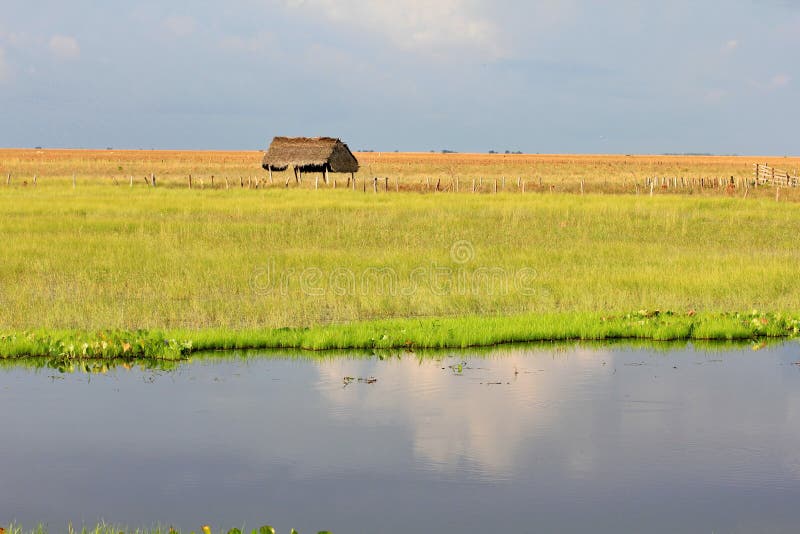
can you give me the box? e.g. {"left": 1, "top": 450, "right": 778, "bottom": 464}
{"left": 1, "top": 149, "right": 799, "bottom": 198}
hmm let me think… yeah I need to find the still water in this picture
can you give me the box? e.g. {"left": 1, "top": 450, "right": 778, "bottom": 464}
{"left": 2, "top": 342, "right": 800, "bottom": 533}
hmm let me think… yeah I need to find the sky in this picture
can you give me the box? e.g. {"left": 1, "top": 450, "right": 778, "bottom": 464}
{"left": 0, "top": 0, "right": 798, "bottom": 154}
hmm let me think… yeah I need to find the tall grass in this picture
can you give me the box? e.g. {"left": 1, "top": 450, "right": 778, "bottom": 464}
{"left": 2, "top": 184, "right": 800, "bottom": 331}
{"left": 2, "top": 150, "right": 800, "bottom": 354}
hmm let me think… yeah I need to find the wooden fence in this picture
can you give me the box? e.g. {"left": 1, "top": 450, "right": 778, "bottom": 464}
{"left": 754, "top": 163, "right": 799, "bottom": 187}
{"left": 4, "top": 168, "right": 799, "bottom": 198}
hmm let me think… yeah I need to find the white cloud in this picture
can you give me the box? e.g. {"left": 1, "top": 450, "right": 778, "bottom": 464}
{"left": 748, "top": 72, "right": 791, "bottom": 92}
{"left": 163, "top": 15, "right": 197, "bottom": 38}
{"left": 769, "top": 73, "right": 790, "bottom": 89}
{"left": 0, "top": 47, "right": 9, "bottom": 83}
{"left": 284, "top": 0, "right": 505, "bottom": 60}
{"left": 219, "top": 32, "right": 275, "bottom": 54}
{"left": 723, "top": 39, "right": 738, "bottom": 52}
{"left": 0, "top": 30, "right": 27, "bottom": 48}
{"left": 49, "top": 35, "right": 80, "bottom": 60}
{"left": 704, "top": 88, "right": 727, "bottom": 103}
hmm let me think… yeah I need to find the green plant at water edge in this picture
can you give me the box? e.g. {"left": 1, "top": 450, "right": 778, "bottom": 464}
{"left": 1, "top": 310, "right": 798, "bottom": 360}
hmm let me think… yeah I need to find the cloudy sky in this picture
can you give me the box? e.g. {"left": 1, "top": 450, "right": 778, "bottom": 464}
{"left": 0, "top": 1, "right": 798, "bottom": 154}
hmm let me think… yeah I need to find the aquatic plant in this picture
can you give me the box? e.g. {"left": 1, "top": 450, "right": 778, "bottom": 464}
{"left": 0, "top": 310, "right": 797, "bottom": 360}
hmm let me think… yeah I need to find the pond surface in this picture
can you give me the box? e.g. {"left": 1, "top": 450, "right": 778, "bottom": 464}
{"left": 3, "top": 342, "right": 800, "bottom": 533}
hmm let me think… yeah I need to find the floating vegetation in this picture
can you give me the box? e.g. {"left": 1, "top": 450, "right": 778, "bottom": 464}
{"left": 343, "top": 376, "right": 377, "bottom": 386}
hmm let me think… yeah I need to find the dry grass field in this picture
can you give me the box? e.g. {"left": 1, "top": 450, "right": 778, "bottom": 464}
{"left": 2, "top": 149, "right": 800, "bottom": 199}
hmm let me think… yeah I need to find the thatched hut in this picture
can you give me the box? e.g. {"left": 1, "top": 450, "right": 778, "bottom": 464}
{"left": 262, "top": 136, "right": 359, "bottom": 184}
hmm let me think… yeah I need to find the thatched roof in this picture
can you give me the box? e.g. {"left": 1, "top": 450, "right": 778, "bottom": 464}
{"left": 262, "top": 137, "right": 359, "bottom": 173}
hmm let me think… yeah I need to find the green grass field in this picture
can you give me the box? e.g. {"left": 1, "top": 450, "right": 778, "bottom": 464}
{"left": 3, "top": 185, "right": 800, "bottom": 328}
{"left": 2, "top": 151, "right": 800, "bottom": 357}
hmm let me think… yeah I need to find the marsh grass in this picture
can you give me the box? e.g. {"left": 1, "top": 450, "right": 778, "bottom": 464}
{"left": 3, "top": 150, "right": 800, "bottom": 352}
{"left": 1, "top": 311, "right": 797, "bottom": 360}
{"left": 2, "top": 184, "right": 800, "bottom": 331}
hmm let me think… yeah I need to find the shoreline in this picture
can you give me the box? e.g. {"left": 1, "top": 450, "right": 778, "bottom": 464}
{"left": 2, "top": 311, "right": 797, "bottom": 360}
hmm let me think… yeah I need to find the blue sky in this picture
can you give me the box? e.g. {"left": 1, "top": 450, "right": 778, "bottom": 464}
{"left": 0, "top": 1, "right": 798, "bottom": 154}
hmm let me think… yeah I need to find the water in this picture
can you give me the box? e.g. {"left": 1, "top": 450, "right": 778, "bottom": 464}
{"left": 3, "top": 342, "right": 800, "bottom": 533}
